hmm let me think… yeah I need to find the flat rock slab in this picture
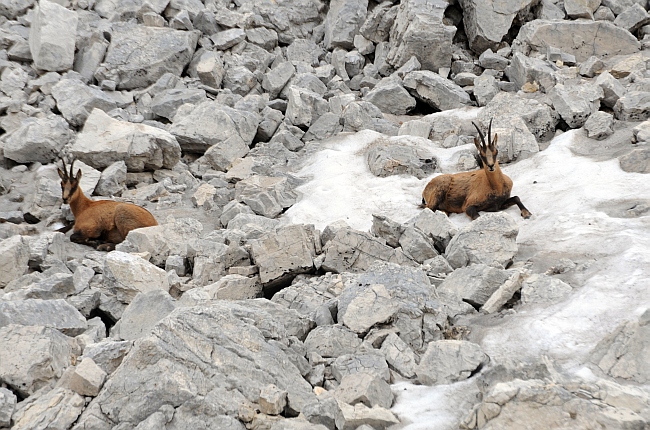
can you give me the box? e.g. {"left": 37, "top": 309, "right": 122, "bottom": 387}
{"left": 0, "top": 299, "right": 87, "bottom": 336}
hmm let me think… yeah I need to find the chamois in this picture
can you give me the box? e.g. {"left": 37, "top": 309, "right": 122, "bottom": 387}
{"left": 57, "top": 158, "right": 158, "bottom": 251}
{"left": 421, "top": 119, "right": 531, "bottom": 220}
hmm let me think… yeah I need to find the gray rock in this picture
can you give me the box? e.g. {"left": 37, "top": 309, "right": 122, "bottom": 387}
{"left": 520, "top": 273, "right": 572, "bottom": 304}
{"left": 255, "top": 106, "right": 284, "bottom": 142}
{"left": 388, "top": 0, "right": 454, "bottom": 72}
{"left": 259, "top": 384, "right": 287, "bottom": 416}
{"left": 633, "top": 120, "right": 650, "bottom": 143}
{"left": 340, "top": 283, "right": 398, "bottom": 334}
{"left": 408, "top": 208, "right": 458, "bottom": 252}
{"left": 187, "top": 49, "right": 224, "bottom": 88}
{"left": 182, "top": 274, "right": 262, "bottom": 303}
{"left": 354, "top": 35, "right": 375, "bottom": 56}
{"left": 103, "top": 251, "right": 170, "bottom": 304}
{"left": 113, "top": 290, "right": 176, "bottom": 341}
{"left": 285, "top": 86, "right": 329, "bottom": 128}
{"left": 227, "top": 213, "right": 280, "bottom": 238}
{"left": 445, "top": 213, "right": 519, "bottom": 269}
{"left": 29, "top": 0, "right": 77, "bottom": 72}
{"left": 460, "top": 377, "right": 648, "bottom": 429}
{"left": 271, "top": 273, "right": 338, "bottom": 320}
{"left": 416, "top": 340, "right": 488, "bottom": 385}
{"left": 95, "top": 161, "right": 127, "bottom": 196}
{"left": 11, "top": 387, "right": 84, "bottom": 430}
{"left": 564, "top": 0, "right": 599, "bottom": 19}
{"left": 81, "top": 340, "right": 133, "bottom": 375}
{"left": 324, "top": 0, "right": 368, "bottom": 50}
{"left": 515, "top": 19, "right": 640, "bottom": 63}
{"left": 335, "top": 372, "right": 393, "bottom": 409}
{"left": 619, "top": 148, "right": 650, "bottom": 174}
{"left": 360, "top": 1, "right": 398, "bottom": 43}
{"left": 95, "top": 23, "right": 199, "bottom": 90}
{"left": 596, "top": 71, "right": 626, "bottom": 108}
{"left": 0, "top": 387, "right": 16, "bottom": 428}
{"left": 68, "top": 357, "right": 107, "bottom": 397}
{"left": 235, "top": 175, "right": 297, "bottom": 218}
{"left": 379, "top": 332, "right": 417, "bottom": 378}
{"left": 478, "top": 49, "right": 509, "bottom": 71}
{"left": 363, "top": 77, "right": 416, "bottom": 115}
{"left": 403, "top": 70, "right": 472, "bottom": 111}
{"left": 223, "top": 65, "right": 257, "bottom": 96}
{"left": 438, "top": 264, "right": 513, "bottom": 307}
{"left": 371, "top": 214, "right": 405, "bottom": 248}
{"left": 481, "top": 270, "right": 526, "bottom": 314}
{"left": 303, "top": 112, "right": 344, "bottom": 142}
{"left": 3, "top": 272, "right": 74, "bottom": 301}
{"left": 0, "top": 299, "right": 87, "bottom": 336}
{"left": 263, "top": 62, "right": 296, "bottom": 100}
{"left": 281, "top": 73, "right": 328, "bottom": 100}
{"left": 505, "top": 52, "right": 557, "bottom": 93}
{"left": 337, "top": 401, "right": 399, "bottom": 429}
{"left": 203, "top": 136, "right": 250, "bottom": 173}
{"left": 303, "top": 396, "right": 344, "bottom": 430}
{"left": 51, "top": 78, "right": 118, "bottom": 127}
{"left": 321, "top": 227, "right": 415, "bottom": 274}
{"left": 170, "top": 101, "right": 260, "bottom": 153}
{"left": 478, "top": 91, "right": 558, "bottom": 141}
{"left": 579, "top": 56, "right": 605, "bottom": 78}
{"left": 549, "top": 82, "right": 603, "bottom": 128}
{"left": 246, "top": 27, "right": 278, "bottom": 51}
{"left": 341, "top": 101, "right": 398, "bottom": 135}
{"left": 74, "top": 302, "right": 316, "bottom": 427}
{"left": 151, "top": 88, "right": 207, "bottom": 121}
{"left": 398, "top": 119, "right": 432, "bottom": 138}
{"left": 0, "top": 324, "right": 73, "bottom": 397}
{"left": 592, "top": 309, "right": 650, "bottom": 383}
{"left": 367, "top": 142, "right": 437, "bottom": 179}
{"left": 594, "top": 5, "right": 615, "bottom": 20}
{"left": 211, "top": 28, "right": 246, "bottom": 50}
{"left": 71, "top": 109, "right": 181, "bottom": 171}
{"left": 27, "top": 231, "right": 66, "bottom": 271}
{"left": 220, "top": 201, "right": 255, "bottom": 228}
{"left": 584, "top": 111, "right": 614, "bottom": 140}
{"left": 460, "top": 0, "right": 537, "bottom": 54}
{"left": 249, "top": 224, "right": 317, "bottom": 288}
{"left": 473, "top": 74, "right": 500, "bottom": 107}
{"left": 0, "top": 235, "right": 29, "bottom": 288}
{"left": 286, "top": 39, "right": 324, "bottom": 67}
{"left": 304, "top": 325, "right": 362, "bottom": 358}
{"left": 398, "top": 227, "right": 438, "bottom": 264}
{"left": 613, "top": 4, "right": 650, "bottom": 33}
{"left": 3, "top": 115, "right": 72, "bottom": 164}
{"left": 614, "top": 91, "right": 650, "bottom": 121}
{"left": 331, "top": 352, "right": 391, "bottom": 383}
{"left": 271, "top": 418, "right": 329, "bottom": 430}
{"left": 0, "top": 0, "right": 33, "bottom": 18}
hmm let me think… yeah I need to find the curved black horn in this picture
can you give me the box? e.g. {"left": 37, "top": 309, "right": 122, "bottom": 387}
{"left": 69, "top": 158, "right": 75, "bottom": 178}
{"left": 60, "top": 157, "right": 69, "bottom": 179}
{"left": 487, "top": 118, "right": 493, "bottom": 148}
{"left": 471, "top": 121, "right": 487, "bottom": 149}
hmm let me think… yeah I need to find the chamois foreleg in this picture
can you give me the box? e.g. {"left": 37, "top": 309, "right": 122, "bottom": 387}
{"left": 70, "top": 230, "right": 102, "bottom": 248}
{"left": 464, "top": 205, "right": 481, "bottom": 220}
{"left": 500, "top": 196, "right": 532, "bottom": 219}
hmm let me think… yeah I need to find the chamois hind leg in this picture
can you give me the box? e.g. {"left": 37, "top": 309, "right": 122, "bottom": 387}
{"left": 421, "top": 178, "right": 451, "bottom": 212}
{"left": 464, "top": 206, "right": 481, "bottom": 220}
{"left": 70, "top": 229, "right": 103, "bottom": 249}
{"left": 500, "top": 196, "right": 532, "bottom": 219}
{"left": 96, "top": 229, "right": 122, "bottom": 251}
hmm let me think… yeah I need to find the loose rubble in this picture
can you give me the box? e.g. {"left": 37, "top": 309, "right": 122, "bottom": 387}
{"left": 0, "top": 0, "right": 649, "bottom": 428}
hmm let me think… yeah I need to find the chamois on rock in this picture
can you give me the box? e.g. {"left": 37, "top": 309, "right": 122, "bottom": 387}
{"left": 57, "top": 158, "right": 158, "bottom": 251}
{"left": 421, "top": 119, "right": 532, "bottom": 220}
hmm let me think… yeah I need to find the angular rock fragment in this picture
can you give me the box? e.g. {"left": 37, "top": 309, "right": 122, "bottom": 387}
{"left": 11, "top": 387, "right": 84, "bottom": 430}
{"left": 103, "top": 251, "right": 170, "bottom": 304}
{"left": 416, "top": 340, "right": 488, "bottom": 385}
{"left": 403, "top": 71, "right": 472, "bottom": 111}
{"left": 0, "top": 299, "right": 87, "bottom": 336}
{"left": 29, "top": 0, "right": 78, "bottom": 71}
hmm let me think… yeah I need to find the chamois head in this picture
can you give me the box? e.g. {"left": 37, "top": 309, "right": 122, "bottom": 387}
{"left": 472, "top": 119, "right": 499, "bottom": 172}
{"left": 57, "top": 158, "right": 82, "bottom": 204}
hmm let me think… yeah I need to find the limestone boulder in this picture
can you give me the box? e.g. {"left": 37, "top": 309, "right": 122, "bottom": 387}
{"left": 324, "top": 0, "right": 368, "bottom": 50}
{"left": 0, "top": 235, "right": 30, "bottom": 288}
{"left": 95, "top": 23, "right": 199, "bottom": 90}
{"left": 112, "top": 290, "right": 177, "bottom": 341}
{"left": 70, "top": 109, "right": 181, "bottom": 172}
{"left": 549, "top": 82, "right": 603, "bottom": 128}
{"left": 0, "top": 299, "right": 87, "bottom": 336}
{"left": 515, "top": 20, "right": 640, "bottom": 63}
{"left": 103, "top": 251, "right": 170, "bottom": 304}
{"left": 235, "top": 175, "right": 297, "bottom": 218}
{"left": 29, "top": 0, "right": 78, "bottom": 71}
{"left": 387, "top": 0, "right": 454, "bottom": 72}
{"left": 51, "top": 78, "right": 119, "bottom": 127}
{"left": 437, "top": 264, "right": 513, "bottom": 308}
{"left": 416, "top": 340, "right": 488, "bottom": 385}
{"left": 445, "top": 213, "right": 519, "bottom": 269}
{"left": 11, "top": 387, "right": 84, "bottom": 430}
{"left": 3, "top": 115, "right": 72, "bottom": 164}
{"left": 403, "top": 71, "right": 472, "bottom": 111}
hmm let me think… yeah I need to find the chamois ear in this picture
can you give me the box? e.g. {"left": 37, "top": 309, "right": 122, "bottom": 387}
{"left": 57, "top": 168, "right": 66, "bottom": 181}
{"left": 491, "top": 133, "right": 498, "bottom": 151}
{"left": 75, "top": 169, "right": 82, "bottom": 182}
{"left": 473, "top": 136, "right": 483, "bottom": 152}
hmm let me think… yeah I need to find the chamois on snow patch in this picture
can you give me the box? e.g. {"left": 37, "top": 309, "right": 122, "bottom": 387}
{"left": 57, "top": 158, "right": 158, "bottom": 251}
{"left": 421, "top": 119, "right": 532, "bottom": 220}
